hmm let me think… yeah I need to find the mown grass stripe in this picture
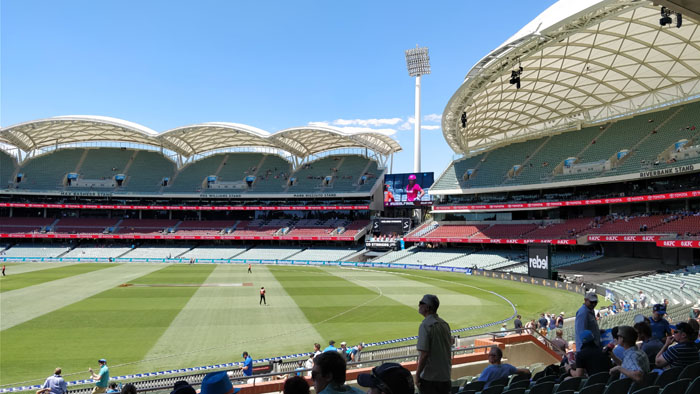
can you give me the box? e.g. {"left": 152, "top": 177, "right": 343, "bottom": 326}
{"left": 138, "top": 264, "right": 324, "bottom": 372}
{"left": 0, "top": 262, "right": 79, "bottom": 276}
{"left": 0, "top": 263, "right": 115, "bottom": 293}
{"left": 0, "top": 264, "right": 215, "bottom": 386}
{"left": 269, "top": 265, "right": 422, "bottom": 349}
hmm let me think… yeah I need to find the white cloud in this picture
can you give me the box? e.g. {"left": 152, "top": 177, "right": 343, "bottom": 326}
{"left": 398, "top": 116, "right": 415, "bottom": 131}
{"left": 335, "top": 126, "right": 397, "bottom": 136}
{"left": 333, "top": 118, "right": 402, "bottom": 127}
{"left": 423, "top": 113, "right": 441, "bottom": 123}
{"left": 308, "top": 121, "right": 331, "bottom": 127}
{"left": 307, "top": 121, "right": 396, "bottom": 136}
{"left": 421, "top": 125, "right": 440, "bottom": 130}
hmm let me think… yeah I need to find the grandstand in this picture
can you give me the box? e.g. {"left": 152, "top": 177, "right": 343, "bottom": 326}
{"left": 120, "top": 245, "right": 193, "bottom": 259}
{"left": 13, "top": 149, "right": 84, "bottom": 190}
{"left": 178, "top": 246, "right": 249, "bottom": 260}
{"left": 603, "top": 271, "right": 700, "bottom": 305}
{"left": 121, "top": 150, "right": 177, "bottom": 192}
{"left": 0, "top": 150, "right": 16, "bottom": 188}
{"left": 0, "top": 217, "right": 55, "bottom": 233}
{"left": 62, "top": 245, "right": 133, "bottom": 258}
{"left": 1, "top": 244, "right": 72, "bottom": 258}
{"left": 234, "top": 246, "right": 306, "bottom": 260}
{"left": 433, "top": 101, "right": 700, "bottom": 192}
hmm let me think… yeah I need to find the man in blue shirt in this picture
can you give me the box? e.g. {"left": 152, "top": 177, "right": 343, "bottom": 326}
{"left": 241, "top": 352, "right": 253, "bottom": 377}
{"left": 88, "top": 359, "right": 109, "bottom": 394}
{"left": 648, "top": 304, "right": 671, "bottom": 341}
{"left": 575, "top": 293, "right": 600, "bottom": 351}
{"left": 323, "top": 340, "right": 337, "bottom": 353}
{"left": 478, "top": 347, "right": 529, "bottom": 388}
{"left": 39, "top": 368, "right": 67, "bottom": 394}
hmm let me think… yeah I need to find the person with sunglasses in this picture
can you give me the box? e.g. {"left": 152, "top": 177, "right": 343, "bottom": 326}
{"left": 416, "top": 294, "right": 452, "bottom": 394}
{"left": 357, "top": 363, "right": 414, "bottom": 394}
{"left": 575, "top": 293, "right": 600, "bottom": 352}
{"left": 655, "top": 321, "right": 700, "bottom": 369}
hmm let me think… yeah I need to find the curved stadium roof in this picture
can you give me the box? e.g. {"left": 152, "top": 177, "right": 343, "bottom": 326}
{"left": 442, "top": 0, "right": 700, "bottom": 155}
{"left": 0, "top": 117, "right": 402, "bottom": 159}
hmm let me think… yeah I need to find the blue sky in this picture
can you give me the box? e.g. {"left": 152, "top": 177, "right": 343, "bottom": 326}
{"left": 1, "top": 0, "right": 555, "bottom": 175}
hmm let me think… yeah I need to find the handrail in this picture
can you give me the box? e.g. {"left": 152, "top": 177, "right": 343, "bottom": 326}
{"left": 64, "top": 343, "right": 500, "bottom": 394}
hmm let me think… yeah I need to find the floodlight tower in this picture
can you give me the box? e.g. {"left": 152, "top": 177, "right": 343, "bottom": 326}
{"left": 405, "top": 46, "right": 431, "bottom": 173}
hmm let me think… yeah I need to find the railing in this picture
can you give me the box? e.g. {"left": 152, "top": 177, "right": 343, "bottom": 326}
{"left": 64, "top": 342, "right": 504, "bottom": 394}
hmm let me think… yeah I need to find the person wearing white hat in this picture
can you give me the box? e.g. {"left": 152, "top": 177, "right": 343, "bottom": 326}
{"left": 690, "top": 304, "right": 700, "bottom": 320}
{"left": 575, "top": 293, "right": 600, "bottom": 351}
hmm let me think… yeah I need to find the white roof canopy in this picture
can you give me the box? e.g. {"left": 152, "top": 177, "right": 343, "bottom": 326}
{"left": 443, "top": 0, "right": 700, "bottom": 155}
{"left": 1, "top": 117, "right": 402, "bottom": 159}
{"left": 0, "top": 115, "right": 161, "bottom": 153}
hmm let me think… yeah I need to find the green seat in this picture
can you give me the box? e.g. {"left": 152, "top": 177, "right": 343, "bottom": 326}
{"left": 630, "top": 387, "right": 660, "bottom": 394}
{"left": 602, "top": 378, "right": 632, "bottom": 394}
{"left": 659, "top": 379, "right": 691, "bottom": 394}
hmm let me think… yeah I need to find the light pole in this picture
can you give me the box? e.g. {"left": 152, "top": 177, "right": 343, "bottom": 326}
{"left": 405, "top": 46, "right": 431, "bottom": 173}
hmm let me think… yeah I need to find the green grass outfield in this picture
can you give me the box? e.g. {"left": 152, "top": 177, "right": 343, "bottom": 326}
{"left": 0, "top": 262, "right": 584, "bottom": 387}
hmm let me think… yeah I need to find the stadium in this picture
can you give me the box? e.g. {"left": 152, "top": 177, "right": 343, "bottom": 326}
{"left": 1, "top": 0, "right": 700, "bottom": 393}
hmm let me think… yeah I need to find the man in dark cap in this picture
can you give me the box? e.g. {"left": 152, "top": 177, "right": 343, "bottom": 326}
{"left": 655, "top": 321, "right": 700, "bottom": 369}
{"left": 649, "top": 304, "right": 671, "bottom": 341}
{"left": 575, "top": 293, "right": 600, "bottom": 351}
{"left": 416, "top": 294, "right": 452, "bottom": 394}
{"left": 358, "top": 363, "right": 414, "bottom": 394}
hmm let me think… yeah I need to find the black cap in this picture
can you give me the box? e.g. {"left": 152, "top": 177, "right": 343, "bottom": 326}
{"left": 171, "top": 381, "right": 196, "bottom": 394}
{"left": 357, "top": 363, "right": 414, "bottom": 394}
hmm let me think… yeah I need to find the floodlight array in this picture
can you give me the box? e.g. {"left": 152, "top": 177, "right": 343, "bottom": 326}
{"left": 405, "top": 47, "right": 431, "bottom": 77}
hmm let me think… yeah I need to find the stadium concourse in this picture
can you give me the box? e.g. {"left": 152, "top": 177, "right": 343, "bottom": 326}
{"left": 3, "top": 0, "right": 700, "bottom": 393}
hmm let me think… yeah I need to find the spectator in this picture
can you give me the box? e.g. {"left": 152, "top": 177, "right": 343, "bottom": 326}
{"left": 106, "top": 384, "right": 119, "bottom": 393}
{"left": 649, "top": 304, "right": 671, "bottom": 341}
{"left": 323, "top": 340, "right": 337, "bottom": 353}
{"left": 357, "top": 363, "right": 415, "bottom": 394}
{"left": 241, "top": 352, "right": 253, "bottom": 377}
{"left": 575, "top": 293, "right": 601, "bottom": 351}
{"left": 556, "top": 312, "right": 565, "bottom": 329}
{"left": 610, "top": 326, "right": 649, "bottom": 383}
{"left": 655, "top": 322, "right": 700, "bottom": 369}
{"left": 552, "top": 329, "right": 568, "bottom": 353}
{"left": 200, "top": 371, "right": 240, "bottom": 394}
{"left": 88, "top": 359, "right": 109, "bottom": 394}
{"left": 313, "top": 343, "right": 322, "bottom": 356}
{"left": 347, "top": 343, "right": 363, "bottom": 362}
{"left": 690, "top": 304, "right": 700, "bottom": 320}
{"left": 499, "top": 324, "right": 508, "bottom": 336}
{"left": 687, "top": 319, "right": 700, "bottom": 350}
{"left": 538, "top": 314, "right": 548, "bottom": 332}
{"left": 638, "top": 291, "right": 647, "bottom": 308}
{"left": 634, "top": 322, "right": 663, "bottom": 369}
{"left": 304, "top": 353, "right": 315, "bottom": 375}
{"left": 548, "top": 314, "right": 556, "bottom": 332}
{"left": 121, "top": 384, "right": 137, "bottom": 394}
{"left": 416, "top": 294, "right": 452, "bottom": 394}
{"left": 607, "top": 327, "right": 626, "bottom": 364}
{"left": 294, "top": 361, "right": 305, "bottom": 376}
{"left": 514, "top": 315, "right": 523, "bottom": 334}
{"left": 38, "top": 368, "right": 67, "bottom": 394}
{"left": 170, "top": 381, "right": 196, "bottom": 394}
{"left": 569, "top": 330, "right": 612, "bottom": 377}
{"left": 310, "top": 351, "right": 362, "bottom": 394}
{"left": 284, "top": 376, "right": 310, "bottom": 394}
{"left": 339, "top": 342, "right": 349, "bottom": 359}
{"left": 478, "top": 346, "right": 529, "bottom": 388}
